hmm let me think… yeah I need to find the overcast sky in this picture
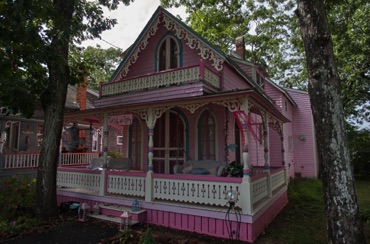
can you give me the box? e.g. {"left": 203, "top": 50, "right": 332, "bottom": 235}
{"left": 81, "top": 1, "right": 187, "bottom": 51}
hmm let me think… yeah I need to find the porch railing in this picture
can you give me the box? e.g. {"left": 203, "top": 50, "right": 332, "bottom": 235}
{"left": 152, "top": 174, "right": 242, "bottom": 208}
{"left": 56, "top": 166, "right": 287, "bottom": 214}
{"left": 1, "top": 152, "right": 99, "bottom": 169}
{"left": 61, "top": 152, "right": 99, "bottom": 166}
{"left": 100, "top": 63, "right": 221, "bottom": 97}
{"left": 2, "top": 153, "right": 40, "bottom": 168}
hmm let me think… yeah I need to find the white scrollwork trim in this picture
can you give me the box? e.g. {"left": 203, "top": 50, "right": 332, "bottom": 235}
{"left": 212, "top": 99, "right": 241, "bottom": 112}
{"left": 177, "top": 102, "right": 208, "bottom": 114}
{"left": 115, "top": 16, "right": 161, "bottom": 80}
{"left": 162, "top": 14, "right": 224, "bottom": 71}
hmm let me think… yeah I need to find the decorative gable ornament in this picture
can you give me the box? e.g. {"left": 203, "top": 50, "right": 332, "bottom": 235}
{"left": 117, "top": 10, "right": 224, "bottom": 81}
{"left": 162, "top": 14, "right": 224, "bottom": 71}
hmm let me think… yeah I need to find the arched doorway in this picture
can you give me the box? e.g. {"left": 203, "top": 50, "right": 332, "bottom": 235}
{"left": 153, "top": 110, "right": 187, "bottom": 174}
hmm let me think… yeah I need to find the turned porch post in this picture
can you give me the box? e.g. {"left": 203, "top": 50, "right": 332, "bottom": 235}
{"left": 281, "top": 123, "right": 288, "bottom": 184}
{"left": 102, "top": 112, "right": 109, "bottom": 168}
{"left": 239, "top": 97, "right": 253, "bottom": 214}
{"left": 262, "top": 112, "right": 270, "bottom": 169}
{"left": 99, "top": 112, "right": 109, "bottom": 196}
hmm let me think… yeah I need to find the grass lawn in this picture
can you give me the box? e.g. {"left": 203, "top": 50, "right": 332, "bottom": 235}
{"left": 255, "top": 178, "right": 370, "bottom": 244}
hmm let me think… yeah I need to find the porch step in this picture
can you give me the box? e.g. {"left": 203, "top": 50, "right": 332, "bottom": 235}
{"left": 88, "top": 213, "right": 139, "bottom": 226}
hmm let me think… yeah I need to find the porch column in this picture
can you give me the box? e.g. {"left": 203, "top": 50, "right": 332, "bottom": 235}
{"left": 102, "top": 112, "right": 109, "bottom": 168}
{"left": 281, "top": 123, "right": 288, "bottom": 184}
{"left": 263, "top": 112, "right": 270, "bottom": 169}
{"left": 262, "top": 112, "right": 273, "bottom": 197}
{"left": 239, "top": 97, "right": 253, "bottom": 215}
{"left": 147, "top": 127, "right": 154, "bottom": 172}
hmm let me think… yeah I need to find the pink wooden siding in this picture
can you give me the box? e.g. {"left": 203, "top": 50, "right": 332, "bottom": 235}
{"left": 288, "top": 89, "right": 318, "bottom": 178}
{"left": 233, "top": 61, "right": 254, "bottom": 78}
{"left": 222, "top": 64, "right": 252, "bottom": 91}
{"left": 57, "top": 185, "right": 287, "bottom": 243}
{"left": 264, "top": 82, "right": 283, "bottom": 112}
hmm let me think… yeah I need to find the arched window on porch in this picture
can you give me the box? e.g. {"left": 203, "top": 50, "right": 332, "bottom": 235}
{"left": 129, "top": 117, "right": 142, "bottom": 170}
{"left": 157, "top": 35, "right": 180, "bottom": 71}
{"left": 198, "top": 110, "right": 216, "bottom": 160}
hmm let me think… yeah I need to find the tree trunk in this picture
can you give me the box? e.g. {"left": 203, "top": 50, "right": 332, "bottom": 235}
{"left": 296, "top": 1, "right": 366, "bottom": 243}
{"left": 35, "top": 0, "right": 75, "bottom": 219}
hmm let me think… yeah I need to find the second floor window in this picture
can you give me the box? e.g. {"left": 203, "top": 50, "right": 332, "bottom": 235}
{"left": 158, "top": 36, "right": 179, "bottom": 71}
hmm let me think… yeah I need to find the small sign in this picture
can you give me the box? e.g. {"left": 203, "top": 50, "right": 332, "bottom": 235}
{"left": 109, "top": 114, "right": 133, "bottom": 125}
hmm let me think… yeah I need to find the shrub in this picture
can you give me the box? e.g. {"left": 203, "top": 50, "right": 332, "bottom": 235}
{"left": 140, "top": 228, "right": 156, "bottom": 244}
{"left": 0, "top": 174, "right": 36, "bottom": 220}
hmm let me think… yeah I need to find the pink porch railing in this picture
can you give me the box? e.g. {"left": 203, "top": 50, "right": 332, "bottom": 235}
{"left": 100, "top": 63, "right": 221, "bottom": 97}
{"left": 56, "top": 166, "right": 287, "bottom": 215}
{"left": 2, "top": 152, "right": 99, "bottom": 169}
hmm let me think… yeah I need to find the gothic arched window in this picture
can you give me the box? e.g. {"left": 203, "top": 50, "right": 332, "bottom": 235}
{"left": 158, "top": 36, "right": 179, "bottom": 71}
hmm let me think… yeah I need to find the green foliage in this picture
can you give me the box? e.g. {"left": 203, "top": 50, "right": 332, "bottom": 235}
{"left": 0, "top": 0, "right": 134, "bottom": 219}
{"left": 161, "top": 0, "right": 370, "bottom": 122}
{"left": 256, "top": 179, "right": 327, "bottom": 243}
{"left": 108, "top": 151, "right": 123, "bottom": 158}
{"left": 140, "top": 228, "right": 156, "bottom": 244}
{"left": 117, "top": 229, "right": 135, "bottom": 243}
{"left": 81, "top": 46, "right": 122, "bottom": 89}
{"left": 0, "top": 175, "right": 36, "bottom": 220}
{"left": 347, "top": 126, "right": 370, "bottom": 179}
{"left": 0, "top": 216, "right": 42, "bottom": 237}
{"left": 226, "top": 164, "right": 243, "bottom": 177}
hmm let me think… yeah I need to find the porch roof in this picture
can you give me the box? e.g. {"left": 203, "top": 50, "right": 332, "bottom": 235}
{"left": 64, "top": 88, "right": 290, "bottom": 125}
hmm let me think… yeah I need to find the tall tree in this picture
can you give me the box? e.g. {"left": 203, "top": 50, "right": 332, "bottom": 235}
{"left": 81, "top": 46, "right": 122, "bottom": 89}
{"left": 0, "top": 0, "right": 132, "bottom": 219}
{"left": 161, "top": 0, "right": 370, "bottom": 124}
{"left": 296, "top": 1, "right": 365, "bottom": 243}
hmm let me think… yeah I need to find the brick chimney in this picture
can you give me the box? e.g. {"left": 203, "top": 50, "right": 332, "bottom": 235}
{"left": 77, "top": 74, "right": 87, "bottom": 111}
{"left": 235, "top": 36, "right": 245, "bottom": 60}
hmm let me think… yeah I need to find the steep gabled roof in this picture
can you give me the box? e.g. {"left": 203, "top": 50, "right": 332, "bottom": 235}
{"left": 108, "top": 6, "right": 284, "bottom": 111}
{"left": 265, "top": 78, "right": 297, "bottom": 107}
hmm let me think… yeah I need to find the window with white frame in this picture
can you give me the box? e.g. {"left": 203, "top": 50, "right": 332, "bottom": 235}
{"left": 117, "top": 136, "right": 123, "bottom": 145}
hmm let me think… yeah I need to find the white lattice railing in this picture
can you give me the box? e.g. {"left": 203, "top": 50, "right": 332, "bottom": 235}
{"left": 153, "top": 175, "right": 241, "bottom": 208}
{"left": 106, "top": 171, "right": 146, "bottom": 198}
{"left": 251, "top": 174, "right": 269, "bottom": 205}
{"left": 270, "top": 168, "right": 285, "bottom": 192}
{"left": 61, "top": 152, "right": 99, "bottom": 166}
{"left": 57, "top": 168, "right": 101, "bottom": 192}
{"left": 101, "top": 65, "right": 220, "bottom": 97}
{"left": 3, "top": 153, "right": 39, "bottom": 168}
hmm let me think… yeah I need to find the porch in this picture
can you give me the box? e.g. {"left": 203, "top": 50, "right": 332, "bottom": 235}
{"left": 56, "top": 165, "right": 288, "bottom": 242}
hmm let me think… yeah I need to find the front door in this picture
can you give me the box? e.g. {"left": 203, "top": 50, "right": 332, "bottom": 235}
{"left": 153, "top": 110, "right": 185, "bottom": 174}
